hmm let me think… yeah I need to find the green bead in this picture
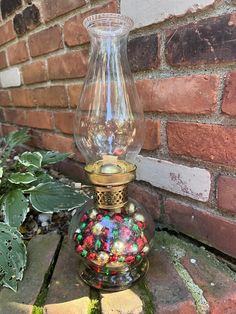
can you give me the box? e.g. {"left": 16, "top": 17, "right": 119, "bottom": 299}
{"left": 118, "top": 256, "right": 125, "bottom": 262}
{"left": 81, "top": 250, "right": 88, "bottom": 257}
{"left": 77, "top": 234, "right": 83, "bottom": 242}
{"left": 104, "top": 268, "right": 109, "bottom": 276}
{"left": 80, "top": 222, "right": 87, "bottom": 229}
{"left": 104, "top": 215, "right": 110, "bottom": 220}
{"left": 132, "top": 224, "right": 139, "bottom": 232}
{"left": 133, "top": 243, "right": 138, "bottom": 251}
{"left": 136, "top": 255, "right": 142, "bottom": 262}
{"left": 95, "top": 239, "right": 102, "bottom": 250}
{"left": 124, "top": 217, "right": 129, "bottom": 222}
{"left": 112, "top": 230, "right": 119, "bottom": 238}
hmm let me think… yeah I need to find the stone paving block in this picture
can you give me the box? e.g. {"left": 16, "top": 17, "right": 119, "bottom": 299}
{"left": 0, "top": 233, "right": 61, "bottom": 314}
{"left": 146, "top": 237, "right": 197, "bottom": 314}
{"left": 101, "top": 289, "right": 143, "bottom": 314}
{"left": 44, "top": 236, "right": 90, "bottom": 314}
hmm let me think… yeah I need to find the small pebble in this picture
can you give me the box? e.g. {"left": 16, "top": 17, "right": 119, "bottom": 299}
{"left": 190, "top": 258, "right": 196, "bottom": 264}
{"left": 38, "top": 213, "right": 52, "bottom": 223}
{"left": 41, "top": 221, "right": 49, "bottom": 227}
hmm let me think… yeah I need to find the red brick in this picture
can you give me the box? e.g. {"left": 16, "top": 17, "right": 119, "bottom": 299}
{"left": 0, "top": 51, "right": 7, "bottom": 69}
{"left": 218, "top": 176, "right": 236, "bottom": 215}
{"left": 29, "top": 25, "right": 63, "bottom": 57}
{"left": 0, "top": 90, "right": 11, "bottom": 106}
{"left": 222, "top": 71, "right": 236, "bottom": 116}
{"left": 54, "top": 111, "right": 74, "bottom": 134}
{"left": 11, "top": 89, "right": 35, "bottom": 107}
{"left": 48, "top": 50, "right": 88, "bottom": 80}
{"left": 42, "top": 0, "right": 86, "bottom": 22}
{"left": 3, "top": 108, "right": 26, "bottom": 125}
{"left": 67, "top": 84, "right": 83, "bottom": 108}
{"left": 146, "top": 245, "right": 196, "bottom": 314}
{"left": 33, "top": 86, "right": 68, "bottom": 108}
{"left": 129, "top": 182, "right": 161, "bottom": 220}
{"left": 41, "top": 133, "right": 74, "bottom": 154}
{"left": 128, "top": 34, "right": 160, "bottom": 72}
{"left": 0, "top": 109, "right": 5, "bottom": 122}
{"left": 1, "top": 124, "right": 17, "bottom": 135}
{"left": 136, "top": 75, "right": 219, "bottom": 114}
{"left": 181, "top": 255, "right": 236, "bottom": 314}
{"left": 166, "top": 13, "right": 236, "bottom": 66}
{"left": 0, "top": 21, "right": 16, "bottom": 47}
{"left": 25, "top": 111, "right": 54, "bottom": 130}
{"left": 167, "top": 122, "right": 236, "bottom": 167}
{"left": 165, "top": 199, "right": 236, "bottom": 259}
{"left": 64, "top": 1, "right": 117, "bottom": 47}
{"left": 22, "top": 61, "right": 48, "bottom": 85}
{"left": 7, "top": 41, "right": 29, "bottom": 65}
{"left": 143, "top": 119, "right": 160, "bottom": 150}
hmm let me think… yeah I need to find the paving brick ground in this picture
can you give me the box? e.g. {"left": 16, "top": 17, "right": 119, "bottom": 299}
{"left": 0, "top": 231, "right": 235, "bottom": 314}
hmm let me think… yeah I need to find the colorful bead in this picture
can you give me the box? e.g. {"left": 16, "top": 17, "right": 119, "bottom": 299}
{"left": 142, "top": 245, "right": 150, "bottom": 254}
{"left": 89, "top": 209, "right": 98, "bottom": 219}
{"left": 134, "top": 213, "right": 145, "bottom": 223}
{"left": 76, "top": 245, "right": 83, "bottom": 253}
{"left": 81, "top": 214, "right": 89, "bottom": 222}
{"left": 126, "top": 202, "right": 136, "bottom": 215}
{"left": 76, "top": 234, "right": 83, "bottom": 242}
{"left": 80, "top": 222, "right": 87, "bottom": 229}
{"left": 92, "top": 223, "right": 103, "bottom": 235}
{"left": 112, "top": 240, "right": 125, "bottom": 255}
{"left": 84, "top": 235, "right": 94, "bottom": 248}
{"left": 136, "top": 255, "right": 142, "bottom": 262}
{"left": 97, "top": 251, "right": 109, "bottom": 266}
{"left": 132, "top": 224, "right": 140, "bottom": 232}
{"left": 95, "top": 239, "right": 102, "bottom": 250}
{"left": 113, "top": 214, "right": 123, "bottom": 223}
{"left": 88, "top": 252, "right": 96, "bottom": 260}
{"left": 125, "top": 256, "right": 135, "bottom": 264}
{"left": 81, "top": 249, "right": 88, "bottom": 257}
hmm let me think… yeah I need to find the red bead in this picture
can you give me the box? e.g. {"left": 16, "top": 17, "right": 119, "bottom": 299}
{"left": 73, "top": 233, "right": 77, "bottom": 241}
{"left": 136, "top": 238, "right": 144, "bottom": 251}
{"left": 143, "top": 236, "right": 148, "bottom": 244}
{"left": 121, "top": 227, "right": 131, "bottom": 238}
{"left": 125, "top": 256, "right": 135, "bottom": 264}
{"left": 126, "top": 243, "right": 133, "bottom": 253}
{"left": 103, "top": 242, "right": 109, "bottom": 251}
{"left": 113, "top": 148, "right": 124, "bottom": 156}
{"left": 84, "top": 235, "right": 94, "bottom": 248}
{"left": 76, "top": 245, "right": 83, "bottom": 253}
{"left": 113, "top": 214, "right": 124, "bottom": 223}
{"left": 87, "top": 221, "right": 94, "bottom": 228}
{"left": 103, "top": 228, "right": 109, "bottom": 237}
{"left": 110, "top": 254, "right": 118, "bottom": 262}
{"left": 81, "top": 214, "right": 89, "bottom": 222}
{"left": 137, "top": 221, "right": 144, "bottom": 229}
{"left": 97, "top": 214, "right": 103, "bottom": 221}
{"left": 88, "top": 252, "right": 96, "bottom": 260}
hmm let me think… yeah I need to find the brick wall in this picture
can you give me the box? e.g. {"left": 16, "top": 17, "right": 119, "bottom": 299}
{"left": 0, "top": 0, "right": 236, "bottom": 259}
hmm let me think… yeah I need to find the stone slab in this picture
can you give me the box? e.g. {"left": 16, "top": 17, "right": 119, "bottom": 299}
{"left": 0, "top": 67, "right": 21, "bottom": 88}
{"left": 135, "top": 155, "right": 211, "bottom": 202}
{"left": 0, "top": 233, "right": 61, "bottom": 314}
{"left": 101, "top": 289, "right": 143, "bottom": 314}
{"left": 121, "top": 0, "right": 217, "bottom": 29}
{"left": 44, "top": 236, "right": 90, "bottom": 314}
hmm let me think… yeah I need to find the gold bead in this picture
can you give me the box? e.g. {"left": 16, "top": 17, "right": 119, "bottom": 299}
{"left": 125, "top": 202, "right": 136, "bottom": 215}
{"left": 112, "top": 240, "right": 125, "bottom": 255}
{"left": 92, "top": 223, "right": 103, "bottom": 235}
{"left": 134, "top": 213, "right": 145, "bottom": 223}
{"left": 96, "top": 251, "right": 109, "bottom": 266}
{"left": 100, "top": 164, "right": 122, "bottom": 174}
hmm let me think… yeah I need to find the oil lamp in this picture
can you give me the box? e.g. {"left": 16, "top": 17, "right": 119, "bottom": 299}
{"left": 73, "top": 13, "right": 155, "bottom": 291}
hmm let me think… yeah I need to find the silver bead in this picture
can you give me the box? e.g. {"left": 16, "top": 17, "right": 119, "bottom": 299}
{"left": 100, "top": 164, "right": 121, "bottom": 174}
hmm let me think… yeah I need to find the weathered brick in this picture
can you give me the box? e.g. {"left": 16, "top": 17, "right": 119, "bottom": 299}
{"left": 44, "top": 237, "right": 90, "bottom": 314}
{"left": 0, "top": 51, "right": 7, "bottom": 70}
{"left": 0, "top": 21, "right": 16, "bottom": 46}
{"left": 64, "top": 1, "right": 117, "bottom": 47}
{"left": 166, "top": 13, "right": 236, "bottom": 66}
{"left": 143, "top": 119, "right": 160, "bottom": 150}
{"left": 22, "top": 61, "right": 48, "bottom": 84}
{"left": 43, "top": 0, "right": 86, "bottom": 22}
{"left": 218, "top": 176, "right": 236, "bottom": 216}
{"left": 1, "top": 124, "right": 17, "bottom": 135}
{"left": 11, "top": 88, "right": 34, "bottom": 107}
{"left": 67, "top": 84, "right": 83, "bottom": 108}
{"left": 3, "top": 108, "right": 26, "bottom": 125}
{"left": 146, "top": 242, "right": 197, "bottom": 314}
{"left": 54, "top": 111, "right": 74, "bottom": 134}
{"left": 48, "top": 50, "right": 88, "bottom": 80}
{"left": 33, "top": 86, "right": 68, "bottom": 108}
{"left": 22, "top": 4, "right": 40, "bottom": 31}
{"left": 136, "top": 75, "right": 219, "bottom": 114}
{"left": 222, "top": 71, "right": 236, "bottom": 116}
{"left": 25, "top": 111, "right": 54, "bottom": 130}
{"left": 13, "top": 13, "right": 27, "bottom": 36}
{"left": 41, "top": 133, "right": 74, "bottom": 153}
{"left": 0, "top": 90, "right": 11, "bottom": 106}
{"left": 128, "top": 34, "right": 160, "bottom": 72}
{"left": 1, "top": 0, "right": 22, "bottom": 19}
{"left": 165, "top": 199, "right": 236, "bottom": 259}
{"left": 167, "top": 122, "right": 236, "bottom": 167}
{"left": 135, "top": 155, "right": 211, "bottom": 202}
{"left": 29, "top": 25, "right": 63, "bottom": 57}
{"left": 181, "top": 253, "right": 236, "bottom": 313}
{"left": 7, "top": 41, "right": 29, "bottom": 65}
{"left": 0, "top": 108, "right": 5, "bottom": 122}
{"left": 129, "top": 182, "right": 161, "bottom": 220}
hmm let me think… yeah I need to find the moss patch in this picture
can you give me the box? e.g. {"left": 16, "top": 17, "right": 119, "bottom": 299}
{"left": 137, "top": 280, "right": 155, "bottom": 314}
{"left": 88, "top": 288, "right": 101, "bottom": 314}
{"left": 32, "top": 306, "right": 43, "bottom": 314}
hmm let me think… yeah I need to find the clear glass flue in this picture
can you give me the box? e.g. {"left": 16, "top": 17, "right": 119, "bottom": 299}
{"left": 74, "top": 13, "right": 144, "bottom": 164}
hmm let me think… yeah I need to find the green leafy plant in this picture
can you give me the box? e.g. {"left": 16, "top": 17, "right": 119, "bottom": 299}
{"left": 0, "top": 129, "right": 89, "bottom": 291}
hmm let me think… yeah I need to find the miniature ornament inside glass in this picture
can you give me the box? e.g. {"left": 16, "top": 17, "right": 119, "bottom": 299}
{"left": 73, "top": 13, "right": 155, "bottom": 291}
